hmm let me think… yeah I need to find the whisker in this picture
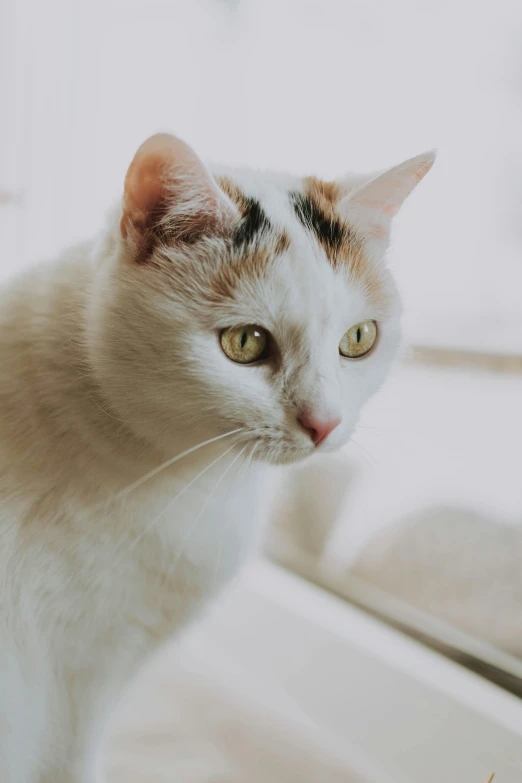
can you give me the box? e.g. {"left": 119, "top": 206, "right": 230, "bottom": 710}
{"left": 210, "top": 442, "right": 257, "bottom": 592}
{"left": 115, "top": 442, "right": 239, "bottom": 563}
{"left": 171, "top": 443, "right": 250, "bottom": 597}
{"left": 93, "top": 427, "right": 244, "bottom": 511}
{"left": 347, "top": 437, "right": 378, "bottom": 469}
{"left": 231, "top": 442, "right": 259, "bottom": 564}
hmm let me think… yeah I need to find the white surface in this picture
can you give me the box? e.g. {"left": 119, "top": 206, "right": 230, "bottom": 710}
{"left": 328, "top": 361, "right": 522, "bottom": 567}
{"left": 109, "top": 559, "right": 522, "bottom": 782}
{"left": 212, "top": 560, "right": 522, "bottom": 781}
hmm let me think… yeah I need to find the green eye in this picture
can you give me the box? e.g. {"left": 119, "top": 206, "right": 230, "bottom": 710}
{"left": 220, "top": 325, "right": 269, "bottom": 364}
{"left": 339, "top": 320, "right": 377, "bottom": 358}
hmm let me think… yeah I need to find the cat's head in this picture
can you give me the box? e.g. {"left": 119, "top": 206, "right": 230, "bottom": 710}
{"left": 89, "top": 134, "right": 434, "bottom": 465}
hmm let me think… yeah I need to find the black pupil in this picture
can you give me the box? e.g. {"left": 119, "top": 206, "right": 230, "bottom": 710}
{"left": 240, "top": 331, "right": 248, "bottom": 349}
{"left": 356, "top": 327, "right": 362, "bottom": 343}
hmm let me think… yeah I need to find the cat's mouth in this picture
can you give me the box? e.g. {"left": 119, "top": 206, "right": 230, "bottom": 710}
{"left": 240, "top": 421, "right": 347, "bottom": 466}
{"left": 258, "top": 443, "right": 313, "bottom": 466}
{"left": 242, "top": 428, "right": 315, "bottom": 466}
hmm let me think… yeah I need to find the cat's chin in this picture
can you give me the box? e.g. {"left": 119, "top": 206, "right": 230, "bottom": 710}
{"left": 251, "top": 440, "right": 315, "bottom": 466}
{"left": 244, "top": 431, "right": 349, "bottom": 466}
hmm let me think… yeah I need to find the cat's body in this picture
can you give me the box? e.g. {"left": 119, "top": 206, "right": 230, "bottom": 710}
{"left": 0, "top": 133, "right": 433, "bottom": 782}
{"left": 0, "top": 247, "right": 263, "bottom": 783}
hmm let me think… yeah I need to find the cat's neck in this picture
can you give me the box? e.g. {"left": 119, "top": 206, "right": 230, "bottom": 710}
{"left": 0, "top": 245, "right": 221, "bottom": 501}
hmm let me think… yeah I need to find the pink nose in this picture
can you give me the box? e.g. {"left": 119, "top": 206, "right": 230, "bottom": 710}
{"left": 298, "top": 411, "right": 341, "bottom": 446}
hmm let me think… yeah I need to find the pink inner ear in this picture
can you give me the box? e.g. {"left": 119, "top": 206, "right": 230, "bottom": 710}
{"left": 121, "top": 135, "right": 179, "bottom": 238}
{"left": 120, "top": 133, "right": 236, "bottom": 248}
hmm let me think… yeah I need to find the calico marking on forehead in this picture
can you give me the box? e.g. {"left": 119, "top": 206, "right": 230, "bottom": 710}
{"left": 232, "top": 196, "right": 272, "bottom": 249}
{"left": 289, "top": 177, "right": 359, "bottom": 268}
{"left": 216, "top": 174, "right": 387, "bottom": 309}
{"left": 293, "top": 176, "right": 390, "bottom": 308}
{"left": 205, "top": 176, "right": 289, "bottom": 301}
{"left": 218, "top": 177, "right": 281, "bottom": 250}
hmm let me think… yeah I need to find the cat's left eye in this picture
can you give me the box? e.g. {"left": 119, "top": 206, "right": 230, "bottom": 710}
{"left": 220, "top": 325, "right": 270, "bottom": 364}
{"left": 339, "top": 320, "right": 377, "bottom": 358}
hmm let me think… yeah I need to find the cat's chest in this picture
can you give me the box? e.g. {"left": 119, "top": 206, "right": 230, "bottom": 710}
{"left": 63, "top": 463, "right": 265, "bottom": 660}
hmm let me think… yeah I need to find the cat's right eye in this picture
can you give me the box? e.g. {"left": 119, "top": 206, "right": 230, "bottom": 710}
{"left": 339, "top": 320, "right": 377, "bottom": 358}
{"left": 220, "top": 325, "right": 270, "bottom": 364}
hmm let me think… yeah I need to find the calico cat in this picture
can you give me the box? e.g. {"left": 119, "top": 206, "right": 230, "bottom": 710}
{"left": 0, "top": 132, "right": 434, "bottom": 782}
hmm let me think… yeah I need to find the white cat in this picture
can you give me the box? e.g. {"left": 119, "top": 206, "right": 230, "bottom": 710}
{"left": 0, "top": 132, "right": 434, "bottom": 782}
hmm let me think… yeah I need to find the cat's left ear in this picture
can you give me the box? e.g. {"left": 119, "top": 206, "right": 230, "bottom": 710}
{"left": 339, "top": 150, "right": 436, "bottom": 249}
{"left": 121, "top": 133, "right": 238, "bottom": 263}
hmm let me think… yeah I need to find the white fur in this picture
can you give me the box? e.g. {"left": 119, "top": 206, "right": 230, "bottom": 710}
{"left": 0, "top": 139, "right": 431, "bottom": 781}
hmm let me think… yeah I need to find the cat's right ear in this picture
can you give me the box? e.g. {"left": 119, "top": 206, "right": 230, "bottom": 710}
{"left": 121, "top": 133, "right": 238, "bottom": 263}
{"left": 338, "top": 151, "right": 436, "bottom": 256}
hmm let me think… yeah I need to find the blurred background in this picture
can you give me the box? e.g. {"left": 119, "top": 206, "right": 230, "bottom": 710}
{"left": 1, "top": 0, "right": 522, "bottom": 780}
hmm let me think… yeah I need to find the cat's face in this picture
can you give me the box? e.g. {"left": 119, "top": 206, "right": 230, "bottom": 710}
{"left": 90, "top": 135, "right": 433, "bottom": 465}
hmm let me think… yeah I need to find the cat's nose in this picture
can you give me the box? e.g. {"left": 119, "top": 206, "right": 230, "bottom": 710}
{"left": 297, "top": 411, "right": 341, "bottom": 446}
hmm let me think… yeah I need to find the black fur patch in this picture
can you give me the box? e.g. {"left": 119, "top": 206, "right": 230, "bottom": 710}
{"left": 290, "top": 191, "right": 347, "bottom": 253}
{"left": 232, "top": 197, "right": 272, "bottom": 249}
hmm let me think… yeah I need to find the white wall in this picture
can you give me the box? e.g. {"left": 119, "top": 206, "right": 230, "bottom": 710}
{"left": 2, "top": 0, "right": 522, "bottom": 351}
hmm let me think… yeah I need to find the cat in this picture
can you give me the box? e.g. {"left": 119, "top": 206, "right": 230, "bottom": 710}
{"left": 0, "top": 131, "right": 434, "bottom": 782}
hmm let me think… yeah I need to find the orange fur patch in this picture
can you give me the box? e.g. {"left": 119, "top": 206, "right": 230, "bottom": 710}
{"left": 304, "top": 176, "right": 344, "bottom": 212}
{"left": 205, "top": 234, "right": 289, "bottom": 304}
{"left": 216, "top": 174, "right": 388, "bottom": 310}
{"left": 217, "top": 176, "right": 248, "bottom": 212}
{"left": 303, "top": 176, "right": 389, "bottom": 308}
{"left": 206, "top": 176, "right": 290, "bottom": 301}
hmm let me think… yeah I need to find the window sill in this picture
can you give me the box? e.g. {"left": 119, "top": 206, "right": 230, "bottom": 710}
{"left": 403, "top": 312, "right": 522, "bottom": 359}
{"left": 196, "top": 558, "right": 522, "bottom": 782}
